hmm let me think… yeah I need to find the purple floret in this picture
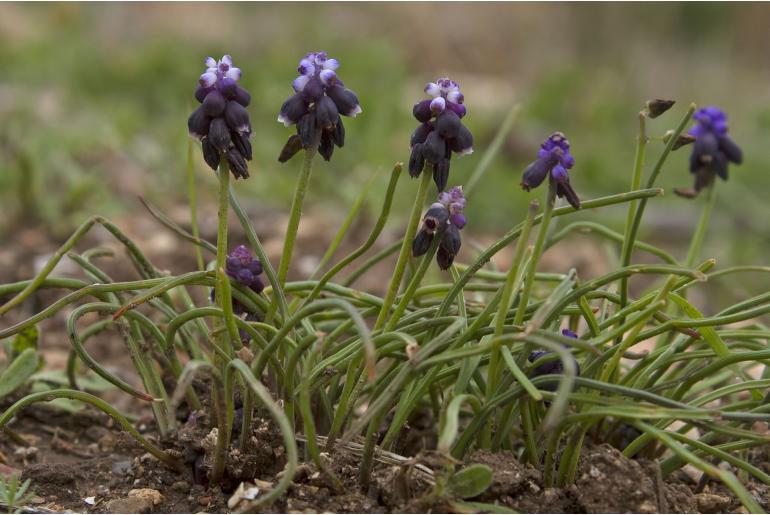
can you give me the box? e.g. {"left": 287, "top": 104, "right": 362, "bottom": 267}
{"left": 521, "top": 132, "right": 580, "bottom": 209}
{"left": 225, "top": 245, "right": 264, "bottom": 294}
{"left": 676, "top": 106, "right": 742, "bottom": 198}
{"left": 412, "top": 186, "right": 468, "bottom": 270}
{"left": 409, "top": 77, "right": 473, "bottom": 191}
{"left": 527, "top": 328, "right": 581, "bottom": 391}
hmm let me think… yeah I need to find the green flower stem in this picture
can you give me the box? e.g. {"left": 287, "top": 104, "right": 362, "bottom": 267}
{"left": 685, "top": 181, "right": 717, "bottom": 268}
{"left": 210, "top": 160, "right": 238, "bottom": 484}
{"left": 619, "top": 111, "right": 648, "bottom": 272}
{"left": 515, "top": 183, "right": 556, "bottom": 329}
{"left": 277, "top": 149, "right": 316, "bottom": 289}
{"left": 374, "top": 170, "right": 432, "bottom": 330}
{"left": 383, "top": 226, "right": 443, "bottom": 332}
{"left": 482, "top": 201, "right": 538, "bottom": 447}
{"left": 619, "top": 104, "right": 696, "bottom": 308}
{"left": 602, "top": 278, "right": 677, "bottom": 382}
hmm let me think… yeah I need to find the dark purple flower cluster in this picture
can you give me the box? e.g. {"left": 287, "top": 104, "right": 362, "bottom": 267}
{"left": 277, "top": 52, "right": 362, "bottom": 163}
{"left": 188, "top": 55, "right": 253, "bottom": 179}
{"left": 412, "top": 186, "right": 466, "bottom": 270}
{"left": 409, "top": 79, "right": 474, "bottom": 191}
{"left": 675, "top": 106, "right": 742, "bottom": 198}
{"left": 220, "top": 245, "right": 265, "bottom": 344}
{"left": 521, "top": 132, "right": 580, "bottom": 209}
{"left": 528, "top": 329, "right": 580, "bottom": 391}
{"left": 225, "top": 245, "right": 265, "bottom": 294}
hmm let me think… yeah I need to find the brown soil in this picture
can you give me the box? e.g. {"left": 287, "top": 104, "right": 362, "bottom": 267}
{"left": 2, "top": 401, "right": 768, "bottom": 514}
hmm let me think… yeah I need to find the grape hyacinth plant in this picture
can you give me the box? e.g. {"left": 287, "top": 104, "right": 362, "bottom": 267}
{"left": 274, "top": 51, "right": 362, "bottom": 291}
{"left": 2, "top": 50, "right": 770, "bottom": 514}
{"left": 409, "top": 78, "right": 474, "bottom": 191}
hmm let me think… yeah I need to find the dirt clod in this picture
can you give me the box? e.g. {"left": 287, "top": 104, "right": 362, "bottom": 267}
{"left": 696, "top": 492, "right": 732, "bottom": 513}
{"left": 105, "top": 495, "right": 154, "bottom": 514}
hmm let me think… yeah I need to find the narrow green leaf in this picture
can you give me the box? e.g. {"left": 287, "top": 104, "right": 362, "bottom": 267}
{"left": 0, "top": 349, "right": 40, "bottom": 398}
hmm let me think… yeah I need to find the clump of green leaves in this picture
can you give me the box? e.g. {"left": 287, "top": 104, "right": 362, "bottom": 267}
{"left": 0, "top": 475, "right": 35, "bottom": 514}
{"left": 1, "top": 86, "right": 769, "bottom": 515}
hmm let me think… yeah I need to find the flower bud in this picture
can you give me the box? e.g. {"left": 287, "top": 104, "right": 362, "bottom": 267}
{"left": 412, "top": 230, "right": 434, "bottom": 257}
{"left": 327, "top": 85, "right": 362, "bottom": 117}
{"left": 208, "top": 117, "right": 231, "bottom": 152}
{"left": 224, "top": 100, "right": 251, "bottom": 134}
{"left": 278, "top": 93, "right": 309, "bottom": 127}
{"left": 413, "top": 100, "right": 433, "bottom": 123}
{"left": 432, "top": 159, "right": 450, "bottom": 192}
{"left": 645, "top": 99, "right": 675, "bottom": 119}
{"left": 227, "top": 148, "right": 249, "bottom": 179}
{"left": 232, "top": 132, "right": 252, "bottom": 161}
{"left": 319, "top": 130, "right": 334, "bottom": 161}
{"left": 449, "top": 124, "right": 474, "bottom": 155}
{"left": 411, "top": 123, "right": 433, "bottom": 147}
{"left": 301, "top": 77, "right": 325, "bottom": 103}
{"left": 430, "top": 97, "right": 446, "bottom": 115}
{"left": 436, "top": 110, "right": 461, "bottom": 139}
{"left": 441, "top": 224, "right": 461, "bottom": 256}
{"left": 408, "top": 144, "right": 425, "bottom": 178}
{"left": 202, "top": 138, "right": 220, "bottom": 170}
{"left": 331, "top": 118, "right": 345, "bottom": 148}
{"left": 202, "top": 90, "right": 227, "bottom": 117}
{"left": 315, "top": 95, "right": 339, "bottom": 129}
{"left": 423, "top": 131, "right": 447, "bottom": 163}
{"left": 278, "top": 134, "right": 303, "bottom": 163}
{"left": 423, "top": 203, "right": 449, "bottom": 234}
{"left": 195, "top": 85, "right": 210, "bottom": 103}
{"left": 297, "top": 112, "right": 320, "bottom": 149}
{"left": 187, "top": 107, "right": 211, "bottom": 140}
{"left": 233, "top": 86, "right": 251, "bottom": 107}
{"left": 218, "top": 77, "right": 237, "bottom": 98}
{"left": 436, "top": 246, "right": 454, "bottom": 270}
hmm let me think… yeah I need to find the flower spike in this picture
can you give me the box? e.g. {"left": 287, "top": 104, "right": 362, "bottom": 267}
{"left": 412, "top": 186, "right": 467, "bottom": 270}
{"left": 675, "top": 106, "right": 742, "bottom": 199}
{"left": 409, "top": 78, "right": 473, "bottom": 191}
{"left": 521, "top": 132, "right": 580, "bottom": 209}
{"left": 277, "top": 52, "right": 361, "bottom": 163}
{"left": 188, "top": 55, "right": 253, "bottom": 179}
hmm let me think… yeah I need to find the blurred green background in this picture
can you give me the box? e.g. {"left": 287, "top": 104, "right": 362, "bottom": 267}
{"left": 2, "top": 3, "right": 769, "bottom": 283}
